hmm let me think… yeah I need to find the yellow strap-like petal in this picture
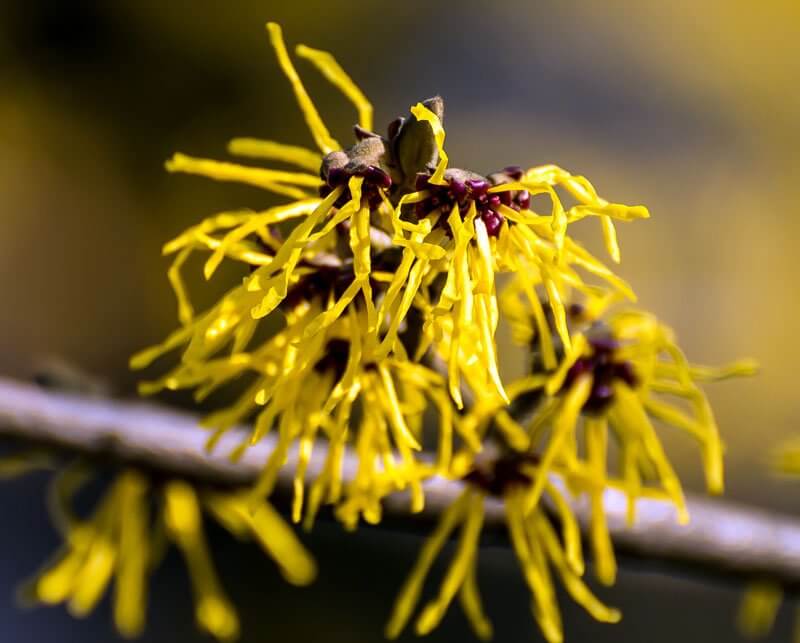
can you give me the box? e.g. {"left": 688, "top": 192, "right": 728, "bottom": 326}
{"left": 113, "top": 471, "right": 150, "bottom": 637}
{"left": 416, "top": 491, "right": 485, "bottom": 635}
{"left": 385, "top": 490, "right": 470, "bottom": 639}
{"left": 536, "top": 513, "right": 621, "bottom": 623}
{"left": 164, "top": 481, "right": 240, "bottom": 641}
{"left": 544, "top": 480, "right": 584, "bottom": 577}
{"left": 526, "top": 375, "right": 592, "bottom": 514}
{"left": 202, "top": 199, "right": 321, "bottom": 280}
{"left": 584, "top": 418, "right": 616, "bottom": 585}
{"left": 167, "top": 247, "right": 194, "bottom": 325}
{"left": 611, "top": 384, "right": 689, "bottom": 523}
{"left": 227, "top": 138, "right": 322, "bottom": 171}
{"left": 206, "top": 492, "right": 317, "bottom": 586}
{"left": 167, "top": 153, "right": 319, "bottom": 196}
{"left": 296, "top": 44, "right": 373, "bottom": 131}
{"left": 459, "top": 558, "right": 493, "bottom": 640}
{"left": 266, "top": 23, "right": 339, "bottom": 154}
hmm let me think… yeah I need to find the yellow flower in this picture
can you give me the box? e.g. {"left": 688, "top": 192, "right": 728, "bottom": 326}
{"left": 378, "top": 119, "right": 648, "bottom": 407}
{"left": 744, "top": 427, "right": 800, "bottom": 640}
{"left": 128, "top": 27, "right": 470, "bottom": 524}
{"left": 136, "top": 297, "right": 459, "bottom": 531}
{"left": 25, "top": 465, "right": 315, "bottom": 640}
{"left": 126, "top": 21, "right": 758, "bottom": 641}
{"left": 479, "top": 303, "right": 755, "bottom": 585}
{"left": 737, "top": 581, "right": 782, "bottom": 639}
{"left": 147, "top": 22, "right": 389, "bottom": 353}
{"left": 386, "top": 454, "right": 620, "bottom": 642}
{"left": 134, "top": 21, "right": 648, "bottom": 424}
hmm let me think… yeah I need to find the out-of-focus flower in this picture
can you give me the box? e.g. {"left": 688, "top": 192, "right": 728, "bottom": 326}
{"left": 0, "top": 449, "right": 52, "bottom": 478}
{"left": 741, "top": 435, "right": 800, "bottom": 640}
{"left": 473, "top": 298, "right": 756, "bottom": 585}
{"left": 386, "top": 454, "right": 620, "bottom": 642}
{"left": 736, "top": 581, "right": 782, "bottom": 640}
{"left": 23, "top": 465, "right": 315, "bottom": 640}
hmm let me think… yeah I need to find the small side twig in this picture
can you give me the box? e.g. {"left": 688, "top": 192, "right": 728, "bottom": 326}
{"left": 0, "top": 376, "right": 798, "bottom": 589}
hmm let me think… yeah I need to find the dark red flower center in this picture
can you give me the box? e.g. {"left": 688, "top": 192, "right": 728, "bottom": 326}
{"left": 414, "top": 166, "right": 530, "bottom": 238}
{"left": 561, "top": 335, "right": 638, "bottom": 414}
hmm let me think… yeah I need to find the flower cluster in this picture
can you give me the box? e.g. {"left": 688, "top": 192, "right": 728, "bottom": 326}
{"left": 123, "top": 22, "right": 754, "bottom": 642}
{"left": 22, "top": 463, "right": 315, "bottom": 640}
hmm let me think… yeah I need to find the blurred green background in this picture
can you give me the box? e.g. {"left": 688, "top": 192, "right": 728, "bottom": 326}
{"left": 0, "top": 1, "right": 798, "bottom": 641}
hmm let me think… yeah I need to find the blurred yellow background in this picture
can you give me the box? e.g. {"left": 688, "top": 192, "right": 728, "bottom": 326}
{"left": 0, "top": 2, "right": 797, "bottom": 641}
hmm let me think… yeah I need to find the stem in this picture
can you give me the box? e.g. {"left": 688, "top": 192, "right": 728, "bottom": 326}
{"left": 0, "top": 376, "right": 798, "bottom": 589}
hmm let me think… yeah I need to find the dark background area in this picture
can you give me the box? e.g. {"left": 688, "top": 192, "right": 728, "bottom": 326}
{"left": 0, "top": 1, "right": 798, "bottom": 641}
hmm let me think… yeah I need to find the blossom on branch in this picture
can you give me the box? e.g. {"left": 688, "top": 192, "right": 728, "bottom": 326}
{"left": 118, "top": 20, "right": 755, "bottom": 642}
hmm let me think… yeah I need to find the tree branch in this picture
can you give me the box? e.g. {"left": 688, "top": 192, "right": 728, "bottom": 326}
{"left": 0, "top": 375, "right": 797, "bottom": 589}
